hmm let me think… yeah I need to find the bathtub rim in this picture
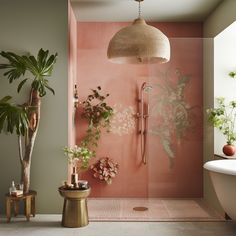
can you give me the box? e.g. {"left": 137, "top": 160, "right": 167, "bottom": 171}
{"left": 204, "top": 159, "right": 236, "bottom": 176}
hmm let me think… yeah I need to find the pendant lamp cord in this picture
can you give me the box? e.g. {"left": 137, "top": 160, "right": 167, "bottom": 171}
{"left": 138, "top": 0, "right": 141, "bottom": 19}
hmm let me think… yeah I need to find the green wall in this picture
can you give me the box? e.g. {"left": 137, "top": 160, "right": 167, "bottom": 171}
{"left": 203, "top": 0, "right": 236, "bottom": 213}
{"left": 204, "top": 0, "right": 236, "bottom": 38}
{"left": 0, "top": 0, "right": 68, "bottom": 213}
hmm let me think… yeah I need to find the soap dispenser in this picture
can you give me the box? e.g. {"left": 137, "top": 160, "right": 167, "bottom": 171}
{"left": 9, "top": 181, "right": 17, "bottom": 195}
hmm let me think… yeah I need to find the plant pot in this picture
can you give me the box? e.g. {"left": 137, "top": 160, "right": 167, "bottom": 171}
{"left": 222, "top": 144, "right": 236, "bottom": 156}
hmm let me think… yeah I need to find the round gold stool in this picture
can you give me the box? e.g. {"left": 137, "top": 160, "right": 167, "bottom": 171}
{"left": 58, "top": 187, "right": 91, "bottom": 228}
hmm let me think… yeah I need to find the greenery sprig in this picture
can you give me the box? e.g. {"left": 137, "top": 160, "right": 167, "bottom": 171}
{"left": 229, "top": 70, "right": 236, "bottom": 78}
{"left": 63, "top": 145, "right": 94, "bottom": 170}
{"left": 207, "top": 97, "right": 236, "bottom": 145}
{"left": 63, "top": 86, "right": 113, "bottom": 171}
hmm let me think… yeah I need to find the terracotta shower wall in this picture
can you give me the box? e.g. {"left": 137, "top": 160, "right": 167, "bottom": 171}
{"left": 68, "top": 0, "right": 77, "bottom": 147}
{"left": 76, "top": 22, "right": 203, "bottom": 197}
{"left": 68, "top": 1, "right": 77, "bottom": 182}
{"left": 147, "top": 38, "right": 203, "bottom": 197}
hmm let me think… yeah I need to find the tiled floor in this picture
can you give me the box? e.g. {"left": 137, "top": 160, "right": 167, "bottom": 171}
{"left": 0, "top": 199, "right": 229, "bottom": 236}
{"left": 0, "top": 215, "right": 235, "bottom": 236}
{"left": 88, "top": 198, "right": 224, "bottom": 221}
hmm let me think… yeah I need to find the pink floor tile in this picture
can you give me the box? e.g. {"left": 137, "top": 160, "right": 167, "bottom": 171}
{"left": 88, "top": 198, "right": 224, "bottom": 222}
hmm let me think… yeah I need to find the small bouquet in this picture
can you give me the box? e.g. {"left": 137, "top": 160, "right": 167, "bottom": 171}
{"left": 63, "top": 145, "right": 94, "bottom": 170}
{"left": 91, "top": 157, "right": 119, "bottom": 184}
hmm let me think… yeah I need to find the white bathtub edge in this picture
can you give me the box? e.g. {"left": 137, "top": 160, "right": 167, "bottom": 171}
{"left": 204, "top": 160, "right": 236, "bottom": 176}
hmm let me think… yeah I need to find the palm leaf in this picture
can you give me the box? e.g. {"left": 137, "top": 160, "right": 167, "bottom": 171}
{"left": 0, "top": 99, "right": 29, "bottom": 136}
{"left": 0, "top": 96, "right": 12, "bottom": 103}
{"left": 17, "top": 78, "right": 28, "bottom": 93}
{"left": 0, "top": 49, "right": 57, "bottom": 96}
{"left": 0, "top": 51, "right": 26, "bottom": 82}
{"left": 0, "top": 112, "right": 8, "bottom": 132}
{"left": 22, "top": 55, "right": 39, "bottom": 76}
{"left": 45, "top": 84, "right": 55, "bottom": 95}
{"left": 41, "top": 53, "right": 58, "bottom": 76}
{"left": 37, "top": 49, "right": 49, "bottom": 69}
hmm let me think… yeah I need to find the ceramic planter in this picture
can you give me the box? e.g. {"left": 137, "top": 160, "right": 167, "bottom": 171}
{"left": 223, "top": 144, "right": 236, "bottom": 156}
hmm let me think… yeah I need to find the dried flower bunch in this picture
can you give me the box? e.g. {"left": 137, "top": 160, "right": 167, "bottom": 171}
{"left": 90, "top": 157, "right": 118, "bottom": 184}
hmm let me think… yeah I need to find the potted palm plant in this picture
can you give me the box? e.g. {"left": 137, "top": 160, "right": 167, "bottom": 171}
{"left": 207, "top": 97, "right": 236, "bottom": 156}
{"left": 0, "top": 49, "right": 57, "bottom": 193}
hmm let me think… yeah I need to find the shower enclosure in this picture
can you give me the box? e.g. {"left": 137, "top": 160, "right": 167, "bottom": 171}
{"left": 76, "top": 24, "right": 205, "bottom": 219}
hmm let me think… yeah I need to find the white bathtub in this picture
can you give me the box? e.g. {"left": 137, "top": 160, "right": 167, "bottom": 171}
{"left": 204, "top": 159, "right": 236, "bottom": 221}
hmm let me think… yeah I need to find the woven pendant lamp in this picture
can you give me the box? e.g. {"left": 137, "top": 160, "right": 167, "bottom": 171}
{"left": 107, "top": 0, "right": 170, "bottom": 64}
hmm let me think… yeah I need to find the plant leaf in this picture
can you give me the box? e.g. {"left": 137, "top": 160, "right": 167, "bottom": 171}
{"left": 0, "top": 96, "right": 12, "bottom": 103}
{"left": 0, "top": 101, "right": 29, "bottom": 136}
{"left": 0, "top": 51, "right": 26, "bottom": 82}
{"left": 17, "top": 78, "right": 28, "bottom": 93}
{"left": 45, "top": 85, "right": 55, "bottom": 95}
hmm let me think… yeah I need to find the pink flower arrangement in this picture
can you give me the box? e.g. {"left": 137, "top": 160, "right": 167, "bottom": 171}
{"left": 91, "top": 157, "right": 119, "bottom": 184}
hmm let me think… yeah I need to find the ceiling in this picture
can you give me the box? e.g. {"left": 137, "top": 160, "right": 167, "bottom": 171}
{"left": 71, "top": 0, "right": 223, "bottom": 22}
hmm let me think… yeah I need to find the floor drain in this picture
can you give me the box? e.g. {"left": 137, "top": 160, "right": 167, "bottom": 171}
{"left": 133, "top": 207, "right": 148, "bottom": 211}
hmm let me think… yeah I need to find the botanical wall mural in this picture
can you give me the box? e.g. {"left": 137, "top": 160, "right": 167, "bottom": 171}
{"left": 110, "top": 104, "right": 136, "bottom": 136}
{"left": 148, "top": 68, "right": 200, "bottom": 167}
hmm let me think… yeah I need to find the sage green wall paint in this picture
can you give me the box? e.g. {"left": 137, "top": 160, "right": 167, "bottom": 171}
{"left": 214, "top": 26, "right": 236, "bottom": 154}
{"left": 203, "top": 38, "right": 223, "bottom": 213}
{"left": 204, "top": 0, "right": 236, "bottom": 38}
{"left": 0, "top": 0, "right": 68, "bottom": 213}
{"left": 203, "top": 0, "right": 236, "bottom": 213}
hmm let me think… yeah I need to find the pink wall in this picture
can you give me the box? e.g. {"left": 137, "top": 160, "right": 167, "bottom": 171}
{"left": 76, "top": 22, "right": 203, "bottom": 197}
{"left": 147, "top": 38, "right": 203, "bottom": 197}
{"left": 68, "top": 1, "right": 77, "bottom": 180}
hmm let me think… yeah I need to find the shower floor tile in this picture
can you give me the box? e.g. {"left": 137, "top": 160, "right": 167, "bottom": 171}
{"left": 88, "top": 198, "right": 224, "bottom": 222}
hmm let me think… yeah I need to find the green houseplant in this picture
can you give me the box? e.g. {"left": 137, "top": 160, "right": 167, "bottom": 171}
{"left": 63, "top": 145, "right": 94, "bottom": 171}
{"left": 207, "top": 97, "right": 236, "bottom": 156}
{"left": 229, "top": 70, "right": 236, "bottom": 78}
{"left": 63, "top": 86, "right": 113, "bottom": 175}
{"left": 80, "top": 86, "right": 113, "bottom": 151}
{"left": 0, "top": 49, "right": 57, "bottom": 193}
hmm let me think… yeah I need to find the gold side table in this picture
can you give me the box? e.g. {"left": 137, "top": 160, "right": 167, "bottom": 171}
{"left": 58, "top": 187, "right": 91, "bottom": 228}
{"left": 5, "top": 190, "right": 37, "bottom": 222}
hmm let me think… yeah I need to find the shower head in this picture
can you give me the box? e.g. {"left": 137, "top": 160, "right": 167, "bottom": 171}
{"left": 141, "top": 82, "right": 153, "bottom": 93}
{"left": 144, "top": 85, "right": 153, "bottom": 92}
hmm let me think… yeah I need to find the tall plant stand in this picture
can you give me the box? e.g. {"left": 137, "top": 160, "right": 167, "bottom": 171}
{"left": 58, "top": 187, "right": 91, "bottom": 228}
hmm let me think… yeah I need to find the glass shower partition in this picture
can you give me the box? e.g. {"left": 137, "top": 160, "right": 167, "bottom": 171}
{"left": 147, "top": 38, "right": 203, "bottom": 201}
{"left": 77, "top": 37, "right": 203, "bottom": 221}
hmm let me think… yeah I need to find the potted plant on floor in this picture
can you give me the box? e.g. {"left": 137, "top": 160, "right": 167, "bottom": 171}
{"left": 0, "top": 49, "right": 57, "bottom": 193}
{"left": 207, "top": 97, "right": 236, "bottom": 156}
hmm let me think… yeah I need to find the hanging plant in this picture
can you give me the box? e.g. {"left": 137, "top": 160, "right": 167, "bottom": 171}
{"left": 80, "top": 86, "right": 113, "bottom": 150}
{"left": 90, "top": 157, "right": 119, "bottom": 184}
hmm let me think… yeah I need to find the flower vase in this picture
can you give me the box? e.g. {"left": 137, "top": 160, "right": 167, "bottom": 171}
{"left": 71, "top": 167, "right": 79, "bottom": 187}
